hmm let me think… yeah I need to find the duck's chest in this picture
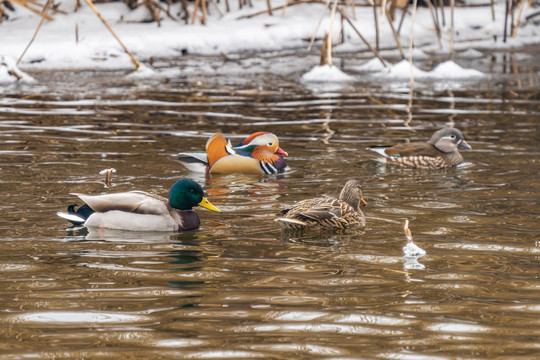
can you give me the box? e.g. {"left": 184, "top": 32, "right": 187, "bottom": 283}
{"left": 172, "top": 210, "right": 201, "bottom": 231}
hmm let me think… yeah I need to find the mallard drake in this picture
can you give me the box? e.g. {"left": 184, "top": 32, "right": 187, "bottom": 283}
{"left": 176, "top": 132, "right": 288, "bottom": 175}
{"left": 366, "top": 127, "right": 471, "bottom": 169}
{"left": 57, "top": 179, "right": 221, "bottom": 232}
{"left": 275, "top": 179, "right": 367, "bottom": 230}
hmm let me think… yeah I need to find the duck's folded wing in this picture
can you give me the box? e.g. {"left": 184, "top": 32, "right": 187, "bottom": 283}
{"left": 71, "top": 191, "right": 169, "bottom": 216}
{"left": 385, "top": 142, "right": 440, "bottom": 157}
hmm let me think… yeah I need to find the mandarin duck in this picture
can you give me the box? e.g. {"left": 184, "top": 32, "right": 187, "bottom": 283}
{"left": 366, "top": 127, "right": 471, "bottom": 169}
{"left": 176, "top": 132, "right": 288, "bottom": 175}
{"left": 57, "top": 179, "right": 221, "bottom": 232}
{"left": 275, "top": 179, "right": 367, "bottom": 230}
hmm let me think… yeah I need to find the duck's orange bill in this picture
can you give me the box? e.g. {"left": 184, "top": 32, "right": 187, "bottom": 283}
{"left": 360, "top": 198, "right": 368, "bottom": 207}
{"left": 198, "top": 197, "right": 221, "bottom": 212}
{"left": 276, "top": 147, "right": 288, "bottom": 156}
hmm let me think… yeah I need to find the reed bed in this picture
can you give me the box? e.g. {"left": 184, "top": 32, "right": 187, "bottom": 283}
{"left": 1, "top": 0, "right": 538, "bottom": 71}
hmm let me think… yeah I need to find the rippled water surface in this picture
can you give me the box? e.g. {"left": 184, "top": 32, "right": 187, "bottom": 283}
{"left": 1, "top": 53, "right": 539, "bottom": 359}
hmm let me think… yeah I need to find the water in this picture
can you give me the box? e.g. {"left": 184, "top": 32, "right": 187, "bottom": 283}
{"left": 0, "top": 53, "right": 539, "bottom": 359}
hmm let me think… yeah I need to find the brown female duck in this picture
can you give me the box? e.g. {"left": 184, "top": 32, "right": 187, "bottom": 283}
{"left": 275, "top": 180, "right": 367, "bottom": 230}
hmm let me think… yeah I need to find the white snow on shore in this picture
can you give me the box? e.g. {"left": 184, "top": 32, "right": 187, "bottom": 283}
{"left": 301, "top": 64, "right": 354, "bottom": 83}
{"left": 0, "top": 0, "right": 538, "bottom": 78}
{"left": 0, "top": 56, "right": 36, "bottom": 83}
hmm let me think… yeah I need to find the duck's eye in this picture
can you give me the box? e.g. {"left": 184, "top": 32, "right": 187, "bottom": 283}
{"left": 189, "top": 189, "right": 196, "bottom": 194}
{"left": 450, "top": 134, "right": 456, "bottom": 139}
{"left": 268, "top": 143, "right": 273, "bottom": 146}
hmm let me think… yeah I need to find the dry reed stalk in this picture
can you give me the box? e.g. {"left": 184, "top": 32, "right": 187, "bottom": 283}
{"left": 511, "top": 0, "right": 526, "bottom": 37}
{"left": 503, "top": 0, "right": 509, "bottom": 42}
{"left": 338, "top": 7, "right": 388, "bottom": 68}
{"left": 209, "top": 0, "right": 224, "bottom": 17}
{"left": 150, "top": 0, "right": 178, "bottom": 21}
{"left": 385, "top": 10, "right": 405, "bottom": 59}
{"left": 224, "top": 0, "right": 230, "bottom": 12}
{"left": 450, "top": 0, "right": 455, "bottom": 59}
{"left": 371, "top": 0, "right": 379, "bottom": 51}
{"left": 423, "top": 0, "right": 442, "bottom": 49}
{"left": 236, "top": 0, "right": 317, "bottom": 20}
{"left": 201, "top": 0, "right": 207, "bottom": 24}
{"left": 346, "top": 0, "right": 356, "bottom": 20}
{"left": 326, "top": 0, "right": 339, "bottom": 66}
{"left": 403, "top": 219, "right": 412, "bottom": 243}
{"left": 180, "top": 0, "right": 189, "bottom": 23}
{"left": 191, "top": 0, "right": 200, "bottom": 24}
{"left": 397, "top": 3, "right": 408, "bottom": 34}
{"left": 307, "top": 0, "right": 331, "bottom": 52}
{"left": 84, "top": 0, "right": 142, "bottom": 70}
{"left": 266, "top": 0, "right": 272, "bottom": 15}
{"left": 17, "top": 0, "right": 53, "bottom": 65}
{"left": 437, "top": 0, "right": 445, "bottom": 27}
{"left": 405, "top": 0, "right": 418, "bottom": 128}
{"left": 280, "top": 0, "right": 289, "bottom": 17}
{"left": 9, "top": 0, "right": 53, "bottom": 20}
{"left": 319, "top": 32, "right": 329, "bottom": 65}
{"left": 490, "top": 0, "right": 495, "bottom": 21}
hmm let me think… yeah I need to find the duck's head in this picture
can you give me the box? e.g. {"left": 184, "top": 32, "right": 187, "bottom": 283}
{"left": 339, "top": 179, "right": 368, "bottom": 211}
{"left": 169, "top": 179, "right": 221, "bottom": 212}
{"left": 233, "top": 132, "right": 288, "bottom": 156}
{"left": 429, "top": 128, "right": 471, "bottom": 153}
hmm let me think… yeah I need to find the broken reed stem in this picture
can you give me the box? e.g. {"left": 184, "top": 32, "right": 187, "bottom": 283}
{"left": 385, "top": 9, "right": 405, "bottom": 59}
{"left": 372, "top": 1, "right": 379, "bottom": 51}
{"left": 307, "top": 0, "right": 331, "bottom": 52}
{"left": 266, "top": 0, "right": 272, "bottom": 15}
{"left": 17, "top": 0, "right": 53, "bottom": 65}
{"left": 209, "top": 0, "right": 224, "bottom": 17}
{"left": 327, "top": 0, "right": 339, "bottom": 66}
{"left": 191, "top": 0, "right": 200, "bottom": 24}
{"left": 280, "top": 0, "right": 289, "bottom": 17}
{"left": 201, "top": 0, "right": 207, "bottom": 24}
{"left": 450, "top": 0, "right": 455, "bottom": 59}
{"left": 503, "top": 0, "right": 509, "bottom": 42}
{"left": 424, "top": 0, "right": 442, "bottom": 49}
{"left": 397, "top": 3, "right": 408, "bottom": 35}
{"left": 490, "top": 0, "right": 495, "bottom": 21}
{"left": 338, "top": 7, "right": 387, "bottom": 68}
{"left": 405, "top": 0, "right": 418, "bottom": 128}
{"left": 437, "top": 0, "right": 445, "bottom": 27}
{"left": 9, "top": 0, "right": 53, "bottom": 20}
{"left": 84, "top": 0, "right": 141, "bottom": 70}
{"left": 511, "top": 0, "right": 526, "bottom": 37}
{"left": 403, "top": 219, "right": 413, "bottom": 243}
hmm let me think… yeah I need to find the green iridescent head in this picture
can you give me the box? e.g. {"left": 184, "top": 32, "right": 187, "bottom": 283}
{"left": 169, "top": 179, "right": 221, "bottom": 212}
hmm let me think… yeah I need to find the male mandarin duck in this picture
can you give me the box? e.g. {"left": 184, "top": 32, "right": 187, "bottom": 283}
{"left": 57, "top": 179, "right": 221, "bottom": 232}
{"left": 275, "top": 180, "right": 367, "bottom": 230}
{"left": 176, "top": 132, "right": 288, "bottom": 175}
{"left": 366, "top": 127, "right": 471, "bottom": 169}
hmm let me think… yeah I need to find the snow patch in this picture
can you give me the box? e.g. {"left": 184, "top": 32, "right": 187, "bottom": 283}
{"left": 430, "top": 61, "right": 484, "bottom": 79}
{"left": 0, "top": 56, "right": 36, "bottom": 83}
{"left": 301, "top": 64, "right": 354, "bottom": 83}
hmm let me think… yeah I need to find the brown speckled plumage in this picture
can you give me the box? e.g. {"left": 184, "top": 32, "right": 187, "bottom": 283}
{"left": 276, "top": 180, "right": 367, "bottom": 230}
{"left": 367, "top": 128, "right": 471, "bottom": 169}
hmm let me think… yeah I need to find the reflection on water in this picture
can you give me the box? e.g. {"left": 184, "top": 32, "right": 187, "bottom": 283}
{"left": 0, "top": 53, "right": 539, "bottom": 358}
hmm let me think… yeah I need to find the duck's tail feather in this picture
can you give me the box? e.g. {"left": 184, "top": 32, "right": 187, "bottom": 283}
{"left": 57, "top": 204, "right": 94, "bottom": 225}
{"left": 173, "top": 152, "right": 209, "bottom": 173}
{"left": 274, "top": 217, "right": 307, "bottom": 226}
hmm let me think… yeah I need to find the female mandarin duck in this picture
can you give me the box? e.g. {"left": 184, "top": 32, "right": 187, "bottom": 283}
{"left": 57, "top": 179, "right": 221, "bottom": 232}
{"left": 275, "top": 180, "right": 367, "bottom": 230}
{"left": 176, "top": 132, "right": 288, "bottom": 175}
{"left": 366, "top": 127, "right": 471, "bottom": 169}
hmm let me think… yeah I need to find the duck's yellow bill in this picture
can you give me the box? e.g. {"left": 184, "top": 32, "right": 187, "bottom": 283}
{"left": 360, "top": 197, "right": 368, "bottom": 207}
{"left": 198, "top": 197, "right": 221, "bottom": 212}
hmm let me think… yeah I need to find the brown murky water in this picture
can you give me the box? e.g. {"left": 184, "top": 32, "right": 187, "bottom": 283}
{"left": 0, "top": 52, "right": 539, "bottom": 359}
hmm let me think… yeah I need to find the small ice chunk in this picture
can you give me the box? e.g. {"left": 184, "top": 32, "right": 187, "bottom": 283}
{"left": 0, "top": 56, "right": 36, "bottom": 83}
{"left": 403, "top": 242, "right": 427, "bottom": 257}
